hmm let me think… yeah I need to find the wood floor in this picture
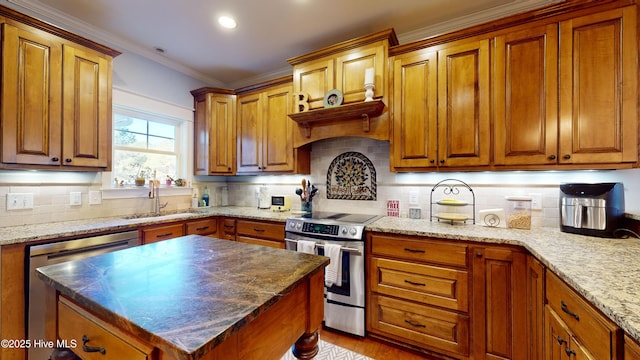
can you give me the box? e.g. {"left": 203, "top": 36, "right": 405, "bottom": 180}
{"left": 320, "top": 327, "right": 442, "bottom": 360}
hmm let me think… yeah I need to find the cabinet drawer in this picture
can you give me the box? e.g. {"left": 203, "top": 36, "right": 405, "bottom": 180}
{"left": 546, "top": 271, "right": 619, "bottom": 359}
{"left": 370, "top": 257, "right": 468, "bottom": 312}
{"left": 186, "top": 218, "right": 218, "bottom": 236}
{"left": 237, "top": 236, "right": 286, "bottom": 249}
{"left": 369, "top": 294, "right": 469, "bottom": 356}
{"left": 236, "top": 220, "right": 284, "bottom": 241}
{"left": 58, "top": 297, "right": 153, "bottom": 360}
{"left": 370, "top": 234, "right": 468, "bottom": 268}
{"left": 141, "top": 223, "right": 184, "bottom": 244}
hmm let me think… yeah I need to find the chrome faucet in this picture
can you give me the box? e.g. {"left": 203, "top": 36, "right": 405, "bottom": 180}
{"left": 149, "top": 180, "right": 168, "bottom": 215}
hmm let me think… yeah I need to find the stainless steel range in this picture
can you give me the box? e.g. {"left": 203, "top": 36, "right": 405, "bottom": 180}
{"left": 285, "top": 212, "right": 382, "bottom": 336}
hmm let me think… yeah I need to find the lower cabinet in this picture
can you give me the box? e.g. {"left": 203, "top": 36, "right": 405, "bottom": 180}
{"left": 626, "top": 334, "right": 640, "bottom": 360}
{"left": 471, "top": 245, "right": 528, "bottom": 359}
{"left": 236, "top": 219, "right": 285, "bottom": 249}
{"left": 140, "top": 217, "right": 218, "bottom": 244}
{"left": 544, "top": 271, "right": 621, "bottom": 359}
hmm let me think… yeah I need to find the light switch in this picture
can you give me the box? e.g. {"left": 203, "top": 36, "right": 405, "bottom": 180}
{"left": 70, "top": 192, "right": 82, "bottom": 206}
{"left": 6, "top": 193, "right": 34, "bottom": 210}
{"left": 89, "top": 191, "right": 102, "bottom": 205}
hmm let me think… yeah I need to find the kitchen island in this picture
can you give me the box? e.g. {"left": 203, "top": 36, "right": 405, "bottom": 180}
{"left": 36, "top": 235, "right": 328, "bottom": 360}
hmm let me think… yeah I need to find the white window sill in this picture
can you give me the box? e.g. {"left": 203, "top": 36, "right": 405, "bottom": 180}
{"left": 101, "top": 186, "right": 193, "bottom": 199}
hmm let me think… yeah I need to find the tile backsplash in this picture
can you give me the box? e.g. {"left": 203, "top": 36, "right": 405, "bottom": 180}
{"left": 1, "top": 136, "right": 638, "bottom": 228}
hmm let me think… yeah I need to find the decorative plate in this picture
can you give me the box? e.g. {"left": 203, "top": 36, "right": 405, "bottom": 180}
{"left": 435, "top": 213, "right": 469, "bottom": 221}
{"left": 436, "top": 199, "right": 468, "bottom": 206}
{"left": 323, "top": 89, "right": 343, "bottom": 108}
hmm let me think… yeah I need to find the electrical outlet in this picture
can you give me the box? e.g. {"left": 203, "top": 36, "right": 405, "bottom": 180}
{"left": 70, "top": 192, "right": 82, "bottom": 206}
{"left": 89, "top": 191, "right": 102, "bottom": 205}
{"left": 6, "top": 193, "right": 34, "bottom": 210}
{"left": 409, "top": 191, "right": 419, "bottom": 205}
{"left": 529, "top": 193, "right": 542, "bottom": 210}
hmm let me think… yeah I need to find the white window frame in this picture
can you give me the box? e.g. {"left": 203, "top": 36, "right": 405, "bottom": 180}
{"left": 101, "top": 88, "right": 193, "bottom": 199}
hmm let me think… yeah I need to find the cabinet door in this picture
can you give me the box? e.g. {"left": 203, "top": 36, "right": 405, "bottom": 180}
{"left": 262, "top": 84, "right": 294, "bottom": 172}
{"left": 437, "top": 39, "right": 490, "bottom": 167}
{"left": 237, "top": 92, "right": 262, "bottom": 173}
{"left": 390, "top": 50, "right": 438, "bottom": 170}
{"left": 546, "top": 306, "right": 572, "bottom": 360}
{"left": 209, "top": 94, "right": 236, "bottom": 174}
{"left": 625, "top": 334, "right": 640, "bottom": 360}
{"left": 526, "top": 256, "right": 545, "bottom": 360}
{"left": 559, "top": 6, "right": 637, "bottom": 164}
{"left": 335, "top": 42, "right": 385, "bottom": 104}
{"left": 1, "top": 23, "right": 62, "bottom": 166}
{"left": 494, "top": 24, "right": 558, "bottom": 165}
{"left": 62, "top": 44, "right": 111, "bottom": 168}
{"left": 472, "top": 246, "right": 527, "bottom": 360}
{"left": 292, "top": 57, "right": 334, "bottom": 110}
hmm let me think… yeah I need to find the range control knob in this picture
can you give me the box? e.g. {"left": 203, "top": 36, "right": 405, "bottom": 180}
{"left": 349, "top": 228, "right": 358, "bottom": 236}
{"left": 341, "top": 227, "right": 348, "bottom": 234}
{"left": 296, "top": 222, "right": 302, "bottom": 230}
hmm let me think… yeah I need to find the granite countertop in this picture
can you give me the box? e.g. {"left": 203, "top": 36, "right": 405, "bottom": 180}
{"left": 4, "top": 206, "right": 640, "bottom": 345}
{"left": 36, "top": 235, "right": 329, "bottom": 360}
{"left": 367, "top": 217, "right": 640, "bottom": 344}
{"left": 0, "top": 206, "right": 292, "bottom": 246}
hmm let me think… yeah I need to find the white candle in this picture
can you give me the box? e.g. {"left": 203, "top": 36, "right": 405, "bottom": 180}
{"left": 364, "top": 67, "right": 374, "bottom": 85}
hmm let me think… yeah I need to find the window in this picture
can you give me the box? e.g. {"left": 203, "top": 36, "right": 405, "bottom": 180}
{"left": 112, "top": 107, "right": 183, "bottom": 186}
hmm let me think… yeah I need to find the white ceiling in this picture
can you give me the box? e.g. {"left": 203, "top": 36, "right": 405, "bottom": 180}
{"left": 4, "top": 0, "right": 559, "bottom": 88}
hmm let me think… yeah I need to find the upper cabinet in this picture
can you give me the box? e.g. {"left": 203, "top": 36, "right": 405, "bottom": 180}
{"left": 191, "top": 89, "right": 236, "bottom": 175}
{"left": 390, "top": 1, "right": 638, "bottom": 172}
{"left": 236, "top": 78, "right": 310, "bottom": 174}
{"left": 0, "top": 14, "right": 119, "bottom": 171}
{"left": 288, "top": 29, "right": 398, "bottom": 147}
{"left": 558, "top": 6, "right": 637, "bottom": 165}
{"left": 390, "top": 37, "right": 490, "bottom": 170}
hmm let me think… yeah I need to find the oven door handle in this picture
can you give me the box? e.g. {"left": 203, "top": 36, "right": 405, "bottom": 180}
{"left": 284, "top": 238, "right": 362, "bottom": 254}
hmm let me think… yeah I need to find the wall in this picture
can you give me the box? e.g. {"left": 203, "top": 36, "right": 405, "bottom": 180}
{"left": 227, "top": 137, "right": 640, "bottom": 229}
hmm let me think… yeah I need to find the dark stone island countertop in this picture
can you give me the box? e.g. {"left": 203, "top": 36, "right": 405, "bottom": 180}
{"left": 36, "top": 235, "right": 329, "bottom": 360}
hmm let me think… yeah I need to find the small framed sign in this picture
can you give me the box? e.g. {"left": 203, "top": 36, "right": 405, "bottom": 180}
{"left": 323, "top": 89, "right": 343, "bottom": 108}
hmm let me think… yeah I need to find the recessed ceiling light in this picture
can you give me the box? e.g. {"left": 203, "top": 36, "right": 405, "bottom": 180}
{"left": 218, "top": 16, "right": 237, "bottom": 29}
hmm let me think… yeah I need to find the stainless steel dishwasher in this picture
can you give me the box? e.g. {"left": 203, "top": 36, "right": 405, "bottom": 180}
{"left": 27, "top": 230, "right": 138, "bottom": 360}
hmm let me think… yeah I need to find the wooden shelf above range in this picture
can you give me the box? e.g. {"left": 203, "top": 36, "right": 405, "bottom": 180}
{"left": 288, "top": 100, "right": 385, "bottom": 138}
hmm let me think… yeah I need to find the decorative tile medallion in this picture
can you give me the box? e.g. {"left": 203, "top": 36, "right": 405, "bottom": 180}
{"left": 326, "top": 151, "right": 376, "bottom": 200}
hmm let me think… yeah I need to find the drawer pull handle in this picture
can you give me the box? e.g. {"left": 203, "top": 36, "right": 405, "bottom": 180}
{"left": 82, "top": 335, "right": 106, "bottom": 355}
{"left": 556, "top": 336, "right": 567, "bottom": 345}
{"left": 404, "top": 279, "right": 426, "bottom": 286}
{"left": 403, "top": 247, "right": 425, "bottom": 253}
{"left": 224, "top": 225, "right": 234, "bottom": 229}
{"left": 253, "top": 227, "right": 265, "bottom": 232}
{"left": 404, "top": 319, "right": 426, "bottom": 328}
{"left": 156, "top": 233, "right": 173, "bottom": 238}
{"left": 196, "top": 226, "right": 210, "bottom": 231}
{"left": 561, "top": 300, "right": 580, "bottom": 320}
{"left": 565, "top": 347, "right": 577, "bottom": 356}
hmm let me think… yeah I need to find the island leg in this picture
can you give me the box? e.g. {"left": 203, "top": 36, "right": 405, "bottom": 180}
{"left": 292, "top": 270, "right": 324, "bottom": 359}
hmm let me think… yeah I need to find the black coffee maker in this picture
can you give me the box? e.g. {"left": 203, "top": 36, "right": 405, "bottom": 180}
{"left": 559, "top": 183, "right": 625, "bottom": 238}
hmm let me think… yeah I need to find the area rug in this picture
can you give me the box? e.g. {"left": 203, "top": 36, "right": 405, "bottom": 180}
{"left": 280, "top": 339, "right": 372, "bottom": 360}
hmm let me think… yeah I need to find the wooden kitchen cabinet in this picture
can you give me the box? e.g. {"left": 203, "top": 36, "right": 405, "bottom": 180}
{"left": 58, "top": 296, "right": 155, "bottom": 360}
{"left": 472, "top": 245, "right": 528, "bottom": 360}
{"left": 367, "top": 233, "right": 471, "bottom": 358}
{"left": 390, "top": 37, "right": 490, "bottom": 171}
{"left": 288, "top": 29, "right": 397, "bottom": 147}
{"left": 219, "top": 218, "right": 237, "bottom": 240}
{"left": 236, "top": 78, "right": 310, "bottom": 174}
{"left": 625, "top": 334, "right": 640, "bottom": 360}
{"left": 191, "top": 89, "right": 236, "bottom": 175}
{"left": 1, "top": 20, "right": 117, "bottom": 171}
{"left": 526, "top": 255, "right": 545, "bottom": 360}
{"left": 185, "top": 217, "right": 218, "bottom": 237}
{"left": 545, "top": 271, "right": 621, "bottom": 359}
{"left": 494, "top": 23, "right": 559, "bottom": 166}
{"left": 236, "top": 219, "right": 285, "bottom": 249}
{"left": 558, "top": 6, "right": 637, "bottom": 166}
{"left": 140, "top": 223, "right": 184, "bottom": 244}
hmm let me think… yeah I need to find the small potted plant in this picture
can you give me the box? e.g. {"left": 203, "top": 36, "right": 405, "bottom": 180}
{"left": 174, "top": 178, "right": 185, "bottom": 187}
{"left": 166, "top": 175, "right": 174, "bottom": 186}
{"left": 135, "top": 166, "right": 149, "bottom": 186}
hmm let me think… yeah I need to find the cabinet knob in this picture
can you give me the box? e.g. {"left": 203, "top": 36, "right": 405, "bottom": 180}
{"left": 548, "top": 155, "right": 556, "bottom": 160}
{"left": 439, "top": 159, "right": 445, "bottom": 164}
{"left": 65, "top": 158, "right": 72, "bottom": 163}
{"left": 563, "top": 154, "right": 571, "bottom": 160}
{"left": 51, "top": 157, "right": 59, "bottom": 162}
{"left": 430, "top": 159, "right": 435, "bottom": 164}
{"left": 476, "top": 252, "right": 483, "bottom": 258}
